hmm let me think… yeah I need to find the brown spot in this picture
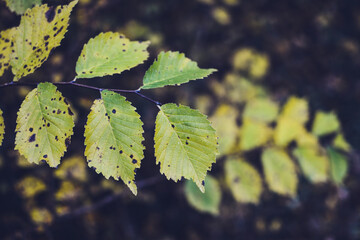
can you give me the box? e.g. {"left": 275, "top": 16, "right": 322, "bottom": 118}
{"left": 29, "top": 134, "right": 36, "bottom": 142}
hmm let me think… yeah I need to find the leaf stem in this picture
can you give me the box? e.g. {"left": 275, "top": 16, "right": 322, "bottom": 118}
{"left": 0, "top": 80, "right": 162, "bottom": 105}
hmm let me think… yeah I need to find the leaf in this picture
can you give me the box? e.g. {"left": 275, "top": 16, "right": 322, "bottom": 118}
{"left": 281, "top": 96, "right": 309, "bottom": 124}
{"left": 243, "top": 98, "right": 279, "bottom": 123}
{"left": 293, "top": 147, "right": 329, "bottom": 183}
{"left": 54, "top": 156, "right": 87, "bottom": 182}
{"left": 239, "top": 118, "right": 272, "bottom": 151}
{"left": 0, "top": 27, "right": 17, "bottom": 77}
{"left": 4, "top": 0, "right": 41, "bottom": 15}
{"left": 184, "top": 175, "right": 221, "bottom": 215}
{"left": 225, "top": 158, "right": 262, "bottom": 204}
{"left": 312, "top": 111, "right": 340, "bottom": 136}
{"left": 327, "top": 147, "right": 348, "bottom": 185}
{"left": 261, "top": 148, "right": 298, "bottom": 197}
{"left": 0, "top": 108, "right": 4, "bottom": 146}
{"left": 15, "top": 82, "right": 75, "bottom": 167}
{"left": 76, "top": 32, "right": 150, "bottom": 79}
{"left": 84, "top": 90, "right": 144, "bottom": 195}
{"left": 141, "top": 51, "right": 216, "bottom": 89}
{"left": 16, "top": 176, "right": 46, "bottom": 198}
{"left": 209, "top": 104, "right": 238, "bottom": 155}
{"left": 154, "top": 103, "right": 218, "bottom": 192}
{"left": 295, "top": 127, "right": 319, "bottom": 148}
{"left": 333, "top": 133, "right": 351, "bottom": 152}
{"left": 274, "top": 116, "right": 303, "bottom": 147}
{"left": 10, "top": 1, "right": 78, "bottom": 80}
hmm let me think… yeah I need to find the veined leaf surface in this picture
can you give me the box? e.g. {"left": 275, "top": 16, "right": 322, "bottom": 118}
{"left": 15, "top": 82, "right": 75, "bottom": 167}
{"left": 11, "top": 1, "right": 78, "bottom": 80}
{"left": 0, "top": 27, "right": 17, "bottom": 77}
{"left": 141, "top": 51, "right": 216, "bottom": 89}
{"left": 76, "top": 32, "right": 149, "bottom": 79}
{"left": 154, "top": 103, "right": 218, "bottom": 192}
{"left": 84, "top": 90, "right": 144, "bottom": 195}
{"left": 4, "top": 0, "right": 41, "bottom": 14}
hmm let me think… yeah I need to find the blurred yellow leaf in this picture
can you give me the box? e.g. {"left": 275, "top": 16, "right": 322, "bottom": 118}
{"left": 55, "top": 156, "right": 88, "bottom": 182}
{"left": 296, "top": 126, "right": 319, "bottom": 147}
{"left": 274, "top": 116, "right": 303, "bottom": 147}
{"left": 240, "top": 119, "right": 272, "bottom": 151}
{"left": 16, "top": 176, "right": 46, "bottom": 198}
{"left": 333, "top": 133, "right": 351, "bottom": 152}
{"left": 212, "top": 7, "right": 231, "bottom": 25}
{"left": 261, "top": 148, "right": 298, "bottom": 197}
{"left": 195, "top": 95, "right": 214, "bottom": 115}
{"left": 312, "top": 111, "right": 340, "bottom": 136}
{"left": 30, "top": 208, "right": 53, "bottom": 226}
{"left": 281, "top": 96, "right": 309, "bottom": 124}
{"left": 55, "top": 181, "right": 81, "bottom": 201}
{"left": 243, "top": 98, "right": 279, "bottom": 123}
{"left": 232, "top": 48, "right": 269, "bottom": 79}
{"left": 225, "top": 158, "right": 262, "bottom": 204}
{"left": 293, "top": 147, "right": 329, "bottom": 183}
{"left": 210, "top": 104, "right": 239, "bottom": 154}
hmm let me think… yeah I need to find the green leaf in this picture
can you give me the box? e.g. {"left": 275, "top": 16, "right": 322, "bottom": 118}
{"left": 4, "top": 0, "right": 41, "bottom": 15}
{"left": 0, "top": 27, "right": 17, "bottom": 77}
{"left": 76, "top": 32, "right": 150, "bottom": 79}
{"left": 141, "top": 51, "right": 216, "bottom": 89}
{"left": 261, "top": 148, "right": 298, "bottom": 197}
{"left": 0, "top": 108, "right": 4, "bottom": 146}
{"left": 243, "top": 98, "right": 279, "bottom": 123}
{"left": 293, "top": 147, "right": 329, "bottom": 183}
{"left": 225, "top": 158, "right": 262, "bottom": 204}
{"left": 84, "top": 90, "right": 144, "bottom": 195}
{"left": 184, "top": 175, "right": 221, "bottom": 215}
{"left": 15, "top": 82, "right": 75, "bottom": 167}
{"left": 312, "top": 111, "right": 340, "bottom": 136}
{"left": 327, "top": 147, "right": 348, "bottom": 185}
{"left": 239, "top": 118, "right": 272, "bottom": 151}
{"left": 10, "top": 1, "right": 78, "bottom": 81}
{"left": 333, "top": 133, "right": 351, "bottom": 152}
{"left": 154, "top": 103, "right": 218, "bottom": 192}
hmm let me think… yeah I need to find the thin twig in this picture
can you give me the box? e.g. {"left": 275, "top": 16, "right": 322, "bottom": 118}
{"left": 0, "top": 80, "right": 162, "bottom": 105}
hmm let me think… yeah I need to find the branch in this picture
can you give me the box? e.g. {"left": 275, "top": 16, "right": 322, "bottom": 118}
{"left": 0, "top": 80, "right": 162, "bottom": 106}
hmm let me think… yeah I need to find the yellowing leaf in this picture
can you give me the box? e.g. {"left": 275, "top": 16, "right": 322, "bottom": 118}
{"left": 327, "top": 147, "right": 348, "bottom": 185}
{"left": 184, "top": 175, "right": 221, "bottom": 215}
{"left": 11, "top": 1, "right": 78, "bottom": 80}
{"left": 30, "top": 208, "right": 53, "bottom": 226}
{"left": 274, "top": 116, "right": 303, "bottom": 147}
{"left": 84, "top": 90, "right": 144, "bottom": 195}
{"left": 295, "top": 127, "right": 319, "bottom": 147}
{"left": 293, "top": 147, "right": 329, "bottom": 183}
{"left": 0, "top": 108, "right": 4, "bottom": 146}
{"left": 54, "top": 156, "right": 87, "bottom": 182}
{"left": 0, "top": 27, "right": 17, "bottom": 77}
{"left": 155, "top": 103, "right": 218, "bottom": 192}
{"left": 243, "top": 98, "right": 279, "bottom": 123}
{"left": 210, "top": 104, "right": 238, "bottom": 155}
{"left": 240, "top": 119, "right": 272, "bottom": 151}
{"left": 15, "top": 82, "right": 75, "bottom": 167}
{"left": 142, "top": 51, "right": 216, "bottom": 89}
{"left": 4, "top": 0, "right": 41, "bottom": 14}
{"left": 212, "top": 7, "right": 231, "bottom": 25}
{"left": 281, "top": 96, "right": 309, "bottom": 124}
{"left": 16, "top": 176, "right": 46, "bottom": 198}
{"left": 333, "top": 133, "right": 351, "bottom": 152}
{"left": 232, "top": 48, "right": 270, "bottom": 79}
{"left": 312, "top": 111, "right": 340, "bottom": 136}
{"left": 261, "top": 148, "right": 298, "bottom": 197}
{"left": 55, "top": 181, "right": 81, "bottom": 201}
{"left": 225, "top": 158, "right": 262, "bottom": 204}
{"left": 76, "top": 32, "right": 149, "bottom": 79}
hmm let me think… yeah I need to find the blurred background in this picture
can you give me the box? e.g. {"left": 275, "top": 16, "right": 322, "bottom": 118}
{"left": 1, "top": 0, "right": 360, "bottom": 239}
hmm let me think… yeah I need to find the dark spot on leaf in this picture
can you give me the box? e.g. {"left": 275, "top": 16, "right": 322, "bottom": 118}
{"left": 130, "top": 154, "right": 133, "bottom": 159}
{"left": 68, "top": 107, "right": 74, "bottom": 116}
{"left": 44, "top": 35, "right": 50, "bottom": 41}
{"left": 29, "top": 128, "right": 33, "bottom": 132}
{"left": 65, "top": 137, "right": 71, "bottom": 147}
{"left": 171, "top": 124, "right": 175, "bottom": 128}
{"left": 201, "top": 180, "right": 205, "bottom": 186}
{"left": 43, "top": 154, "right": 48, "bottom": 158}
{"left": 132, "top": 159, "right": 137, "bottom": 164}
{"left": 119, "top": 150, "right": 123, "bottom": 154}
{"left": 112, "top": 109, "right": 116, "bottom": 114}
{"left": 233, "top": 177, "right": 240, "bottom": 183}
{"left": 35, "top": 144, "right": 39, "bottom": 147}
{"left": 29, "top": 134, "right": 36, "bottom": 142}
{"left": 45, "top": 6, "right": 56, "bottom": 22}
{"left": 55, "top": 136, "right": 58, "bottom": 141}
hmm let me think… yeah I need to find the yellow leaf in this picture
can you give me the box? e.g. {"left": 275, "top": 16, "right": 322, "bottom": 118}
{"left": 16, "top": 176, "right": 46, "bottom": 198}
{"left": 54, "top": 156, "right": 88, "bottom": 182}
{"left": 281, "top": 96, "right": 309, "bottom": 124}
{"left": 312, "top": 111, "right": 340, "bottom": 136}
{"left": 0, "top": 27, "right": 17, "bottom": 77}
{"left": 333, "top": 133, "right": 351, "bottom": 152}
{"left": 243, "top": 98, "right": 279, "bottom": 123}
{"left": 274, "top": 116, "right": 303, "bottom": 147}
{"left": 240, "top": 118, "right": 272, "bottom": 151}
